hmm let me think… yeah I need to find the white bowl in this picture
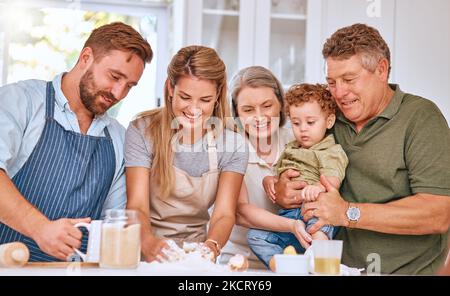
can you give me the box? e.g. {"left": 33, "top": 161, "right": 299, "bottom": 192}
{"left": 274, "top": 254, "right": 310, "bottom": 275}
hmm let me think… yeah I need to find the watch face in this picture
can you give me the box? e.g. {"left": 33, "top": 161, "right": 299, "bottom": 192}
{"left": 347, "top": 207, "right": 360, "bottom": 221}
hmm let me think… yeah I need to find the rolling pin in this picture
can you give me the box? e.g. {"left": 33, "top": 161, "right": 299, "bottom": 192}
{"left": 0, "top": 242, "right": 30, "bottom": 267}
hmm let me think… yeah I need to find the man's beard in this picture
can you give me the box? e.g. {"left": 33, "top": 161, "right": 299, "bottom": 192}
{"left": 79, "top": 70, "right": 117, "bottom": 115}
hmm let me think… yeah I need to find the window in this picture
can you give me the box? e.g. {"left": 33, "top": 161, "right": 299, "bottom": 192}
{"left": 0, "top": 0, "right": 169, "bottom": 127}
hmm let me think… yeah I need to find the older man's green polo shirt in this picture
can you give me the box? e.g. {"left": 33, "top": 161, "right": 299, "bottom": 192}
{"left": 276, "top": 134, "right": 348, "bottom": 185}
{"left": 334, "top": 84, "right": 450, "bottom": 275}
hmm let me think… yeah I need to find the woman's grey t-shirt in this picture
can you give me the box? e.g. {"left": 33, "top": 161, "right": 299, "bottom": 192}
{"left": 125, "top": 117, "right": 249, "bottom": 176}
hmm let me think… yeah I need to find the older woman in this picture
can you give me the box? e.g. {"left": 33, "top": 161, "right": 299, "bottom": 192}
{"left": 220, "top": 66, "right": 311, "bottom": 269}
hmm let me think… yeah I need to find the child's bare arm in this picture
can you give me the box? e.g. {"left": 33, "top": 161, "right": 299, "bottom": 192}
{"left": 302, "top": 176, "right": 342, "bottom": 202}
{"left": 262, "top": 176, "right": 278, "bottom": 203}
{"left": 301, "top": 184, "right": 324, "bottom": 202}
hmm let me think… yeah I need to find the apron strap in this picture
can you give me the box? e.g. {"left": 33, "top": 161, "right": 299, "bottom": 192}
{"left": 45, "top": 81, "right": 55, "bottom": 119}
{"left": 103, "top": 126, "right": 111, "bottom": 139}
{"left": 45, "top": 81, "right": 111, "bottom": 140}
{"left": 206, "top": 131, "right": 218, "bottom": 171}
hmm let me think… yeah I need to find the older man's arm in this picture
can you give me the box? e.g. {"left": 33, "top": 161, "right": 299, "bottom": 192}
{"left": 303, "top": 175, "right": 450, "bottom": 235}
{"left": 273, "top": 169, "right": 307, "bottom": 209}
{"left": 351, "top": 193, "right": 450, "bottom": 235}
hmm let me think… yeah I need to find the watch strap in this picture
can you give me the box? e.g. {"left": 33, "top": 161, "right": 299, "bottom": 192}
{"left": 347, "top": 202, "right": 359, "bottom": 228}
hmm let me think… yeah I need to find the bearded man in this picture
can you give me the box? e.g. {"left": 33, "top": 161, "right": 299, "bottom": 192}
{"left": 0, "top": 22, "right": 152, "bottom": 262}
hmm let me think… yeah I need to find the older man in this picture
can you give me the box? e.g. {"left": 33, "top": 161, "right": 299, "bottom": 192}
{"left": 0, "top": 22, "right": 152, "bottom": 261}
{"left": 275, "top": 23, "right": 450, "bottom": 274}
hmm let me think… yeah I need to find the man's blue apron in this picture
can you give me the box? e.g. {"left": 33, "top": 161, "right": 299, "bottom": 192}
{"left": 0, "top": 82, "right": 115, "bottom": 262}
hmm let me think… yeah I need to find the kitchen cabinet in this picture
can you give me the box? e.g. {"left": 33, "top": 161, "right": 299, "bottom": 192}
{"left": 176, "top": 0, "right": 321, "bottom": 86}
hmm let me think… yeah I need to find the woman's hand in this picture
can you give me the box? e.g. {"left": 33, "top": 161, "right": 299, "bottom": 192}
{"left": 301, "top": 184, "right": 325, "bottom": 202}
{"left": 262, "top": 176, "right": 278, "bottom": 203}
{"left": 203, "top": 239, "right": 220, "bottom": 261}
{"left": 141, "top": 234, "right": 169, "bottom": 262}
{"left": 290, "top": 219, "right": 312, "bottom": 249}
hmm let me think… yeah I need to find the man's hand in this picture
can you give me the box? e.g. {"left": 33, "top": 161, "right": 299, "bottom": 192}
{"left": 290, "top": 219, "right": 312, "bottom": 249}
{"left": 274, "top": 169, "right": 307, "bottom": 209}
{"left": 141, "top": 234, "right": 169, "bottom": 262}
{"left": 33, "top": 217, "right": 91, "bottom": 260}
{"left": 262, "top": 176, "right": 277, "bottom": 203}
{"left": 301, "top": 184, "right": 325, "bottom": 202}
{"left": 302, "top": 175, "right": 348, "bottom": 234}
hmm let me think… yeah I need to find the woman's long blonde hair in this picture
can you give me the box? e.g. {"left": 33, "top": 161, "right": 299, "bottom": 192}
{"left": 136, "top": 45, "right": 230, "bottom": 199}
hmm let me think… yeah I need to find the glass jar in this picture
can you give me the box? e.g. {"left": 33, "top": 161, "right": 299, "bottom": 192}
{"left": 99, "top": 209, "right": 141, "bottom": 269}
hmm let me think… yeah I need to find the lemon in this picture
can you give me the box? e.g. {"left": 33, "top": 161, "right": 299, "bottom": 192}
{"left": 283, "top": 245, "right": 297, "bottom": 255}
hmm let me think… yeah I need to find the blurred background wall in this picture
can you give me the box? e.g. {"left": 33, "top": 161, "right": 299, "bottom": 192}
{"left": 0, "top": 0, "right": 448, "bottom": 127}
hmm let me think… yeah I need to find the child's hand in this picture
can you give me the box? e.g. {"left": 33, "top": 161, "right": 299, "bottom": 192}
{"left": 290, "top": 219, "right": 312, "bottom": 249}
{"left": 301, "top": 184, "right": 325, "bottom": 202}
{"left": 262, "top": 176, "right": 278, "bottom": 203}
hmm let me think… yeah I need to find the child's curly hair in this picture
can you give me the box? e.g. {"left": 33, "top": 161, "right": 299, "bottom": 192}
{"left": 285, "top": 83, "right": 337, "bottom": 117}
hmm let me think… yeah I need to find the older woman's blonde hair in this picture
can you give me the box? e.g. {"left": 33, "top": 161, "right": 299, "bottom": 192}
{"left": 229, "top": 66, "right": 286, "bottom": 127}
{"left": 136, "top": 45, "right": 230, "bottom": 199}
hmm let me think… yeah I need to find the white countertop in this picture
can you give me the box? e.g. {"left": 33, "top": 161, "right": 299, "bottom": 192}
{"left": 0, "top": 262, "right": 275, "bottom": 276}
{"left": 0, "top": 256, "right": 362, "bottom": 276}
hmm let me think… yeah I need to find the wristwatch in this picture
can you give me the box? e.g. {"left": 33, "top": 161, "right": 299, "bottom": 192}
{"left": 346, "top": 202, "right": 360, "bottom": 228}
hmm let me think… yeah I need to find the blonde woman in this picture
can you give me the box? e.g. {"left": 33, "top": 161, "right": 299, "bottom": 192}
{"left": 220, "top": 66, "right": 311, "bottom": 269}
{"left": 125, "top": 46, "right": 248, "bottom": 262}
